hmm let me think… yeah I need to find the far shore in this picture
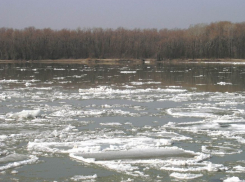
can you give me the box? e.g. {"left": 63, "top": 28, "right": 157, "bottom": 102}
{"left": 1, "top": 58, "right": 245, "bottom": 64}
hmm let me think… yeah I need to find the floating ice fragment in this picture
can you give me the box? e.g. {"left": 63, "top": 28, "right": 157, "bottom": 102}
{"left": 0, "top": 79, "right": 19, "bottom": 83}
{"left": 63, "top": 125, "right": 76, "bottom": 131}
{"left": 167, "top": 86, "right": 182, "bottom": 88}
{"left": 223, "top": 176, "right": 245, "bottom": 182}
{"left": 51, "top": 130, "right": 59, "bottom": 137}
{"left": 120, "top": 71, "right": 136, "bottom": 74}
{"left": 73, "top": 148, "right": 195, "bottom": 161}
{"left": 0, "top": 135, "right": 8, "bottom": 140}
{"left": 27, "top": 137, "right": 174, "bottom": 154}
{"left": 7, "top": 109, "right": 41, "bottom": 119}
{"left": 207, "top": 162, "right": 221, "bottom": 172}
{"left": 194, "top": 75, "right": 204, "bottom": 77}
{"left": 100, "top": 122, "right": 122, "bottom": 126}
{"left": 0, "top": 154, "right": 38, "bottom": 171}
{"left": 160, "top": 160, "right": 224, "bottom": 173}
{"left": 131, "top": 82, "right": 143, "bottom": 85}
{"left": 35, "top": 87, "right": 52, "bottom": 90}
{"left": 70, "top": 174, "right": 97, "bottom": 181}
{"left": 69, "top": 153, "right": 95, "bottom": 163}
{"left": 78, "top": 87, "right": 186, "bottom": 101}
{"left": 233, "top": 165, "right": 245, "bottom": 172}
{"left": 166, "top": 107, "right": 219, "bottom": 118}
{"left": 217, "top": 82, "right": 232, "bottom": 85}
{"left": 11, "top": 170, "right": 18, "bottom": 174}
{"left": 131, "top": 81, "right": 161, "bottom": 85}
{"left": 121, "top": 178, "right": 134, "bottom": 182}
{"left": 53, "top": 77, "right": 65, "bottom": 80}
{"left": 0, "top": 93, "right": 10, "bottom": 100}
{"left": 170, "top": 172, "right": 203, "bottom": 179}
{"left": 54, "top": 68, "right": 65, "bottom": 70}
{"left": 25, "top": 82, "right": 31, "bottom": 87}
{"left": 0, "top": 153, "right": 28, "bottom": 164}
{"left": 202, "top": 145, "right": 242, "bottom": 155}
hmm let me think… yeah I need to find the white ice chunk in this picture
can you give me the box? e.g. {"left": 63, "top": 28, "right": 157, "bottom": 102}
{"left": 223, "top": 176, "right": 245, "bottom": 182}
{"left": 0, "top": 154, "right": 38, "bottom": 171}
{"left": 72, "top": 148, "right": 195, "bottom": 161}
{"left": 217, "top": 82, "right": 232, "bottom": 85}
{"left": 71, "top": 174, "right": 97, "bottom": 181}
{"left": 170, "top": 172, "right": 203, "bottom": 179}
{"left": 25, "top": 82, "right": 32, "bottom": 87}
{"left": 202, "top": 145, "right": 242, "bottom": 156}
{"left": 54, "top": 68, "right": 65, "bottom": 70}
{"left": 100, "top": 122, "right": 122, "bottom": 126}
{"left": 233, "top": 165, "right": 245, "bottom": 172}
{"left": 120, "top": 71, "right": 136, "bottom": 74}
{"left": 7, "top": 109, "right": 41, "bottom": 119}
{"left": 0, "top": 79, "right": 19, "bottom": 83}
{"left": 166, "top": 107, "right": 219, "bottom": 118}
{"left": 131, "top": 81, "right": 161, "bottom": 85}
{"left": 0, "top": 135, "right": 8, "bottom": 141}
{"left": 0, "top": 153, "right": 28, "bottom": 164}
{"left": 27, "top": 137, "right": 173, "bottom": 154}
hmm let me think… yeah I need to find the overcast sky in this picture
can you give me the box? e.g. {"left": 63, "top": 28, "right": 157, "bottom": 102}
{"left": 1, "top": 0, "right": 245, "bottom": 30}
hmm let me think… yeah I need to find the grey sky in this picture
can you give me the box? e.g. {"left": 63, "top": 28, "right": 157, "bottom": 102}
{"left": 1, "top": 0, "right": 245, "bottom": 30}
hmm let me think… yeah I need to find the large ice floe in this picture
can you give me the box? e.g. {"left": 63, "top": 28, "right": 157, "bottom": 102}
{"left": 27, "top": 134, "right": 213, "bottom": 177}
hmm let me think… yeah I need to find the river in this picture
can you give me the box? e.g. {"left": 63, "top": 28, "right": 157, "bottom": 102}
{"left": 1, "top": 61, "right": 245, "bottom": 181}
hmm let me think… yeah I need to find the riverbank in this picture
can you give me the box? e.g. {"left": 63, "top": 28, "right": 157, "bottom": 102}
{"left": 1, "top": 58, "right": 245, "bottom": 64}
{"left": 0, "top": 59, "right": 143, "bottom": 64}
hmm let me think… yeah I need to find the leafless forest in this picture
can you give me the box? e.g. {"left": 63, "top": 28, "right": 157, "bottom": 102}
{"left": 0, "top": 21, "right": 245, "bottom": 60}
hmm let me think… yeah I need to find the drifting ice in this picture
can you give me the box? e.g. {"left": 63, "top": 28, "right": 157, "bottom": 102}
{"left": 7, "top": 109, "right": 41, "bottom": 119}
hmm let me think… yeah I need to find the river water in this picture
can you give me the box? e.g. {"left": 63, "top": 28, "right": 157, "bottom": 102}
{"left": 1, "top": 61, "right": 245, "bottom": 182}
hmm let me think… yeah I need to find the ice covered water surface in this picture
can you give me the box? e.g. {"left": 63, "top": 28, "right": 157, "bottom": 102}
{"left": 1, "top": 62, "right": 245, "bottom": 181}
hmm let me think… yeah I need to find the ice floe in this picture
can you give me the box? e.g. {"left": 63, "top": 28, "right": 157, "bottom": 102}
{"left": 120, "top": 71, "right": 137, "bottom": 74}
{"left": 71, "top": 174, "right": 97, "bottom": 181}
{"left": 6, "top": 109, "right": 41, "bottom": 120}
{"left": 170, "top": 172, "right": 203, "bottom": 179}
{"left": 100, "top": 122, "right": 122, "bottom": 126}
{"left": 0, "top": 79, "right": 19, "bottom": 83}
{"left": 223, "top": 176, "right": 245, "bottom": 182}
{"left": 202, "top": 145, "right": 242, "bottom": 156}
{"left": 217, "top": 82, "right": 232, "bottom": 85}
{"left": 27, "top": 135, "right": 215, "bottom": 177}
{"left": 131, "top": 81, "right": 161, "bottom": 85}
{"left": 28, "top": 137, "right": 173, "bottom": 154}
{"left": 0, "top": 154, "right": 38, "bottom": 171}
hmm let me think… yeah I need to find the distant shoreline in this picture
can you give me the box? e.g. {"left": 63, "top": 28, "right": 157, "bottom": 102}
{"left": 1, "top": 58, "right": 245, "bottom": 64}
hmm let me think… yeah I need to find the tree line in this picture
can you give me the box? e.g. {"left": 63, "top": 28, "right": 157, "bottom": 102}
{"left": 0, "top": 21, "right": 245, "bottom": 60}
